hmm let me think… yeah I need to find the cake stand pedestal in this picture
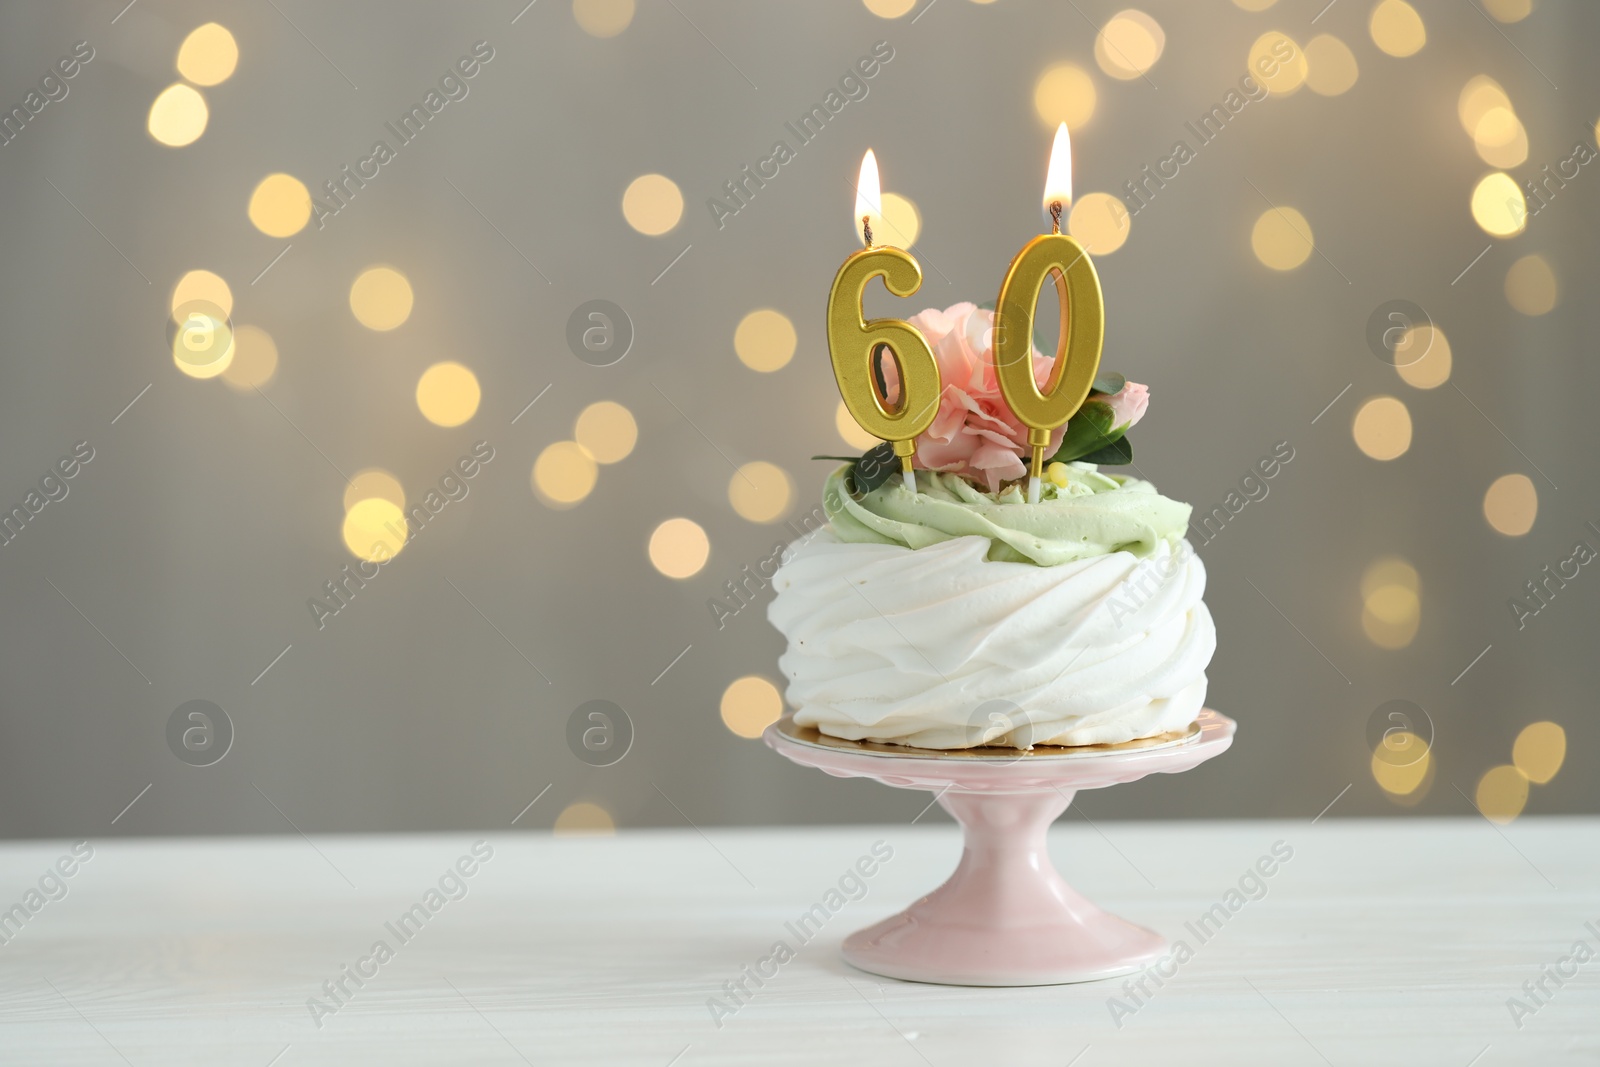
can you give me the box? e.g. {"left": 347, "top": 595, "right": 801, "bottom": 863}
{"left": 763, "top": 709, "right": 1236, "bottom": 987}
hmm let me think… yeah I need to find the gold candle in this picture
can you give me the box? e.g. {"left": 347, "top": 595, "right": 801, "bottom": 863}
{"left": 994, "top": 123, "right": 1105, "bottom": 504}
{"left": 826, "top": 150, "right": 940, "bottom": 494}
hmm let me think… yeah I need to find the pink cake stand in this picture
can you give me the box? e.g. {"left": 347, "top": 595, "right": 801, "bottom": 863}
{"left": 763, "top": 709, "right": 1235, "bottom": 986}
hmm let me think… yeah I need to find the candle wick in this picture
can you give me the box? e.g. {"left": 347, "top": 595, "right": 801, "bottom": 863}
{"left": 1049, "top": 201, "right": 1063, "bottom": 235}
{"left": 862, "top": 216, "right": 873, "bottom": 249}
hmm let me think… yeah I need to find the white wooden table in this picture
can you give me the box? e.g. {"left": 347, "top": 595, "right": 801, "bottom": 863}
{"left": 1, "top": 819, "right": 1595, "bottom": 1065}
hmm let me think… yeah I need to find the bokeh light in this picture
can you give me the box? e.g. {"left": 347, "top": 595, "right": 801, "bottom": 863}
{"left": 573, "top": 0, "right": 634, "bottom": 37}
{"left": 1362, "top": 583, "right": 1420, "bottom": 649}
{"left": 1483, "top": 0, "right": 1533, "bottom": 22}
{"left": 1232, "top": 0, "right": 1277, "bottom": 9}
{"left": 1069, "top": 192, "right": 1132, "bottom": 253}
{"left": 221, "top": 324, "right": 279, "bottom": 391}
{"left": 721, "top": 675, "right": 784, "bottom": 739}
{"left": 863, "top": 0, "right": 916, "bottom": 17}
{"left": 1470, "top": 172, "right": 1526, "bottom": 237}
{"left": 1094, "top": 10, "right": 1165, "bottom": 81}
{"left": 415, "top": 362, "right": 481, "bottom": 427}
{"left": 1370, "top": 0, "right": 1426, "bottom": 57}
{"left": 170, "top": 270, "right": 233, "bottom": 320}
{"left": 1483, "top": 473, "right": 1537, "bottom": 536}
{"left": 177, "top": 22, "right": 239, "bottom": 86}
{"left": 1033, "top": 64, "right": 1097, "bottom": 129}
{"left": 344, "top": 469, "right": 405, "bottom": 512}
{"left": 248, "top": 173, "right": 312, "bottom": 237}
{"left": 1371, "top": 732, "right": 1431, "bottom": 797}
{"left": 1247, "top": 32, "right": 1308, "bottom": 96}
{"left": 1351, "top": 395, "right": 1412, "bottom": 460}
{"left": 1505, "top": 254, "right": 1557, "bottom": 315}
{"left": 648, "top": 517, "right": 710, "bottom": 578}
{"left": 1513, "top": 722, "right": 1565, "bottom": 784}
{"left": 342, "top": 498, "right": 407, "bottom": 562}
{"left": 728, "top": 461, "right": 793, "bottom": 523}
{"left": 171, "top": 309, "right": 233, "bottom": 379}
{"left": 879, "top": 191, "right": 921, "bottom": 248}
{"left": 1251, "top": 207, "right": 1314, "bottom": 270}
{"left": 1474, "top": 107, "right": 1529, "bottom": 168}
{"left": 1459, "top": 76, "right": 1513, "bottom": 135}
{"left": 147, "top": 83, "right": 208, "bottom": 147}
{"left": 1304, "top": 34, "right": 1359, "bottom": 96}
{"left": 534, "top": 441, "right": 599, "bottom": 507}
{"left": 575, "top": 400, "right": 638, "bottom": 464}
{"left": 1395, "top": 325, "right": 1451, "bottom": 389}
{"left": 349, "top": 267, "right": 414, "bottom": 331}
{"left": 553, "top": 801, "right": 616, "bottom": 835}
{"left": 621, "top": 173, "right": 683, "bottom": 235}
{"left": 734, "top": 309, "right": 798, "bottom": 372}
{"left": 1476, "top": 764, "right": 1529, "bottom": 824}
{"left": 836, "top": 402, "right": 880, "bottom": 450}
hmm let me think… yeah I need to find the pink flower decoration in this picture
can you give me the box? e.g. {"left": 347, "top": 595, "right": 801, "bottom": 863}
{"left": 1102, "top": 380, "right": 1149, "bottom": 431}
{"left": 881, "top": 303, "right": 1065, "bottom": 493}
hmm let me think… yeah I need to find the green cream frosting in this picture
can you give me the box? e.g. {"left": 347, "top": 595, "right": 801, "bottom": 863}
{"left": 822, "top": 463, "right": 1192, "bottom": 566}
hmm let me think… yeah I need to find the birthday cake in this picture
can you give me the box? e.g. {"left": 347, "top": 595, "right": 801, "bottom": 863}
{"left": 767, "top": 302, "right": 1215, "bottom": 750}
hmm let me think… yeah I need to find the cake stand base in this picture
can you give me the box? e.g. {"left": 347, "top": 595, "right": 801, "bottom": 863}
{"left": 765, "top": 709, "right": 1235, "bottom": 987}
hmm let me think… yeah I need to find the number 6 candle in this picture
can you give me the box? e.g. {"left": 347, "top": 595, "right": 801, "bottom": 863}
{"left": 826, "top": 150, "right": 941, "bottom": 495}
{"left": 994, "top": 123, "right": 1105, "bottom": 504}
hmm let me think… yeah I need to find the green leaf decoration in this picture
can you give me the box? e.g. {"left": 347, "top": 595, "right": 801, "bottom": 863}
{"left": 975, "top": 300, "right": 996, "bottom": 311}
{"left": 811, "top": 455, "right": 858, "bottom": 462}
{"left": 1078, "top": 435, "right": 1133, "bottom": 465}
{"left": 852, "top": 441, "right": 900, "bottom": 495}
{"left": 1048, "top": 400, "right": 1126, "bottom": 464}
{"left": 1091, "top": 371, "right": 1126, "bottom": 396}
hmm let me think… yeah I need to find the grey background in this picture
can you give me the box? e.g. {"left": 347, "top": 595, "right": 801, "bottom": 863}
{"left": 0, "top": 0, "right": 1594, "bottom": 838}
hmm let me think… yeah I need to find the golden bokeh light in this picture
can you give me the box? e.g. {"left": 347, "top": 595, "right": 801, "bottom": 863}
{"left": 648, "top": 517, "right": 710, "bottom": 579}
{"left": 721, "top": 675, "right": 784, "bottom": 739}
{"left": 1361, "top": 556, "right": 1419, "bottom": 600}
{"left": 147, "top": 83, "right": 208, "bottom": 147}
{"left": 1395, "top": 325, "right": 1451, "bottom": 389}
{"left": 1232, "top": 0, "right": 1277, "bottom": 9}
{"left": 177, "top": 22, "right": 239, "bottom": 86}
{"left": 879, "top": 191, "right": 921, "bottom": 248}
{"left": 1251, "top": 207, "right": 1314, "bottom": 270}
{"left": 1351, "top": 395, "right": 1412, "bottom": 461}
{"left": 171, "top": 309, "right": 233, "bottom": 379}
{"left": 836, "top": 401, "right": 880, "bottom": 451}
{"left": 1370, "top": 0, "right": 1426, "bottom": 57}
{"left": 1470, "top": 172, "right": 1526, "bottom": 237}
{"left": 533, "top": 441, "right": 599, "bottom": 507}
{"left": 573, "top": 0, "right": 635, "bottom": 37}
{"left": 1505, "top": 254, "right": 1557, "bottom": 316}
{"left": 863, "top": 0, "right": 917, "bottom": 17}
{"left": 344, "top": 469, "right": 405, "bottom": 512}
{"left": 349, "top": 267, "right": 414, "bottom": 331}
{"left": 1304, "top": 34, "right": 1359, "bottom": 96}
{"left": 342, "top": 498, "right": 407, "bottom": 562}
{"left": 728, "top": 461, "right": 793, "bottom": 524}
{"left": 1362, "top": 584, "right": 1420, "bottom": 649}
{"left": 1069, "top": 192, "right": 1132, "bottom": 254}
{"left": 1475, "top": 109, "right": 1529, "bottom": 169}
{"left": 1513, "top": 722, "right": 1565, "bottom": 784}
{"left": 415, "top": 362, "right": 481, "bottom": 427}
{"left": 1476, "top": 764, "right": 1529, "bottom": 824}
{"left": 1483, "top": 0, "right": 1533, "bottom": 22}
{"left": 575, "top": 400, "right": 638, "bottom": 464}
{"left": 1458, "top": 76, "right": 1512, "bottom": 135}
{"left": 1095, "top": 10, "right": 1165, "bottom": 81}
{"left": 553, "top": 801, "right": 616, "bottom": 836}
{"left": 170, "top": 270, "right": 233, "bottom": 320}
{"left": 1033, "top": 64, "right": 1097, "bottom": 129}
{"left": 621, "top": 173, "right": 684, "bottom": 235}
{"left": 248, "top": 173, "right": 313, "bottom": 238}
{"left": 221, "top": 324, "right": 279, "bottom": 391}
{"left": 1247, "top": 32, "right": 1308, "bottom": 96}
{"left": 1371, "top": 732, "right": 1431, "bottom": 796}
{"left": 1483, "top": 473, "right": 1537, "bottom": 536}
{"left": 734, "top": 309, "right": 798, "bottom": 373}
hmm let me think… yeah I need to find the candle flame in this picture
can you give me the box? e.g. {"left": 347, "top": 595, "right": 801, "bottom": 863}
{"left": 1042, "top": 122, "right": 1073, "bottom": 215}
{"left": 855, "top": 149, "right": 884, "bottom": 247}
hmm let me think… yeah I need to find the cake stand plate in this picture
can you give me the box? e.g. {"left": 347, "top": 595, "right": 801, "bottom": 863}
{"left": 763, "top": 709, "right": 1236, "bottom": 987}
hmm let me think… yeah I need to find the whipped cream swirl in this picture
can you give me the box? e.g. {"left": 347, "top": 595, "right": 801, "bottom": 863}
{"left": 767, "top": 532, "right": 1215, "bottom": 749}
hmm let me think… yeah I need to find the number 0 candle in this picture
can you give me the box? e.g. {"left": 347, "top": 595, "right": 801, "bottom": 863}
{"left": 826, "top": 150, "right": 941, "bottom": 495}
{"left": 994, "top": 123, "right": 1105, "bottom": 504}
